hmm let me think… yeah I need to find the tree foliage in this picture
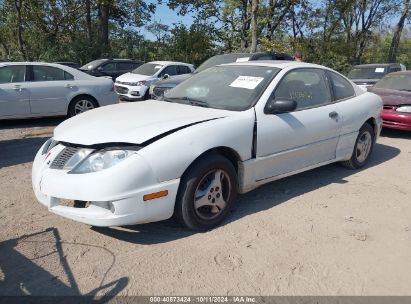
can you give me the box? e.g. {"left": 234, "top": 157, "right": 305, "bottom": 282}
{"left": 0, "top": 0, "right": 410, "bottom": 72}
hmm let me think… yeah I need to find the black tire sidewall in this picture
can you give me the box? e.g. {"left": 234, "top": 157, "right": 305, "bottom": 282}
{"left": 68, "top": 96, "right": 97, "bottom": 117}
{"left": 351, "top": 123, "right": 375, "bottom": 168}
{"left": 176, "top": 154, "right": 238, "bottom": 231}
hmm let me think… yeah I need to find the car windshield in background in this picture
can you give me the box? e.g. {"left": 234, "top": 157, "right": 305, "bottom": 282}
{"left": 80, "top": 60, "right": 105, "bottom": 70}
{"left": 132, "top": 63, "right": 163, "bottom": 76}
{"left": 195, "top": 55, "right": 252, "bottom": 73}
{"left": 348, "top": 67, "right": 386, "bottom": 79}
{"left": 375, "top": 74, "right": 411, "bottom": 91}
{"left": 164, "top": 65, "right": 280, "bottom": 111}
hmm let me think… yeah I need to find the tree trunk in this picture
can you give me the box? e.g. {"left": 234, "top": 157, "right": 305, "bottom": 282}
{"left": 388, "top": 0, "right": 410, "bottom": 63}
{"left": 86, "top": 0, "right": 92, "bottom": 42}
{"left": 99, "top": 1, "right": 109, "bottom": 48}
{"left": 250, "top": 0, "right": 259, "bottom": 52}
{"left": 14, "top": 0, "right": 26, "bottom": 60}
{"left": 240, "top": 0, "right": 250, "bottom": 49}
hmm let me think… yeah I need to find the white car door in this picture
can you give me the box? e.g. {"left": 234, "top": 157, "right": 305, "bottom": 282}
{"left": 0, "top": 65, "right": 30, "bottom": 118}
{"left": 254, "top": 68, "right": 342, "bottom": 181}
{"left": 28, "top": 65, "right": 74, "bottom": 115}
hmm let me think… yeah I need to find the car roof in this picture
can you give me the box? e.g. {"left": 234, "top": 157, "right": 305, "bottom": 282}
{"left": 148, "top": 61, "right": 193, "bottom": 66}
{"left": 0, "top": 61, "right": 83, "bottom": 67}
{"left": 353, "top": 63, "right": 400, "bottom": 68}
{"left": 221, "top": 60, "right": 323, "bottom": 69}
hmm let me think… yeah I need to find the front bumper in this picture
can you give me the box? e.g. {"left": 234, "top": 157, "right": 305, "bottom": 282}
{"left": 32, "top": 143, "right": 180, "bottom": 227}
{"left": 381, "top": 110, "right": 411, "bottom": 131}
{"left": 114, "top": 84, "right": 148, "bottom": 101}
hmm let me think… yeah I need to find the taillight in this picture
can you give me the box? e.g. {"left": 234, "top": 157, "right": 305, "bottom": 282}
{"left": 111, "top": 83, "right": 115, "bottom": 92}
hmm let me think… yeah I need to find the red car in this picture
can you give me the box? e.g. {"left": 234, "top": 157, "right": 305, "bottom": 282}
{"left": 368, "top": 71, "right": 411, "bottom": 131}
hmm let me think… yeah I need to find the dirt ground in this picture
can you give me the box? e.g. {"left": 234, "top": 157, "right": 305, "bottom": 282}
{"left": 0, "top": 117, "right": 410, "bottom": 297}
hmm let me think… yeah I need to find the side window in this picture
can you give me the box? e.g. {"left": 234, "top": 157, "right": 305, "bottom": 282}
{"left": 101, "top": 62, "right": 116, "bottom": 72}
{"left": 388, "top": 66, "right": 401, "bottom": 73}
{"left": 64, "top": 71, "right": 74, "bottom": 80}
{"left": 32, "top": 66, "right": 65, "bottom": 81}
{"left": 256, "top": 55, "right": 272, "bottom": 60}
{"left": 274, "top": 69, "right": 332, "bottom": 110}
{"left": 160, "top": 65, "right": 178, "bottom": 77}
{"left": 329, "top": 72, "right": 355, "bottom": 101}
{"left": 118, "top": 62, "right": 132, "bottom": 70}
{"left": 178, "top": 65, "right": 191, "bottom": 74}
{"left": 0, "top": 65, "right": 26, "bottom": 84}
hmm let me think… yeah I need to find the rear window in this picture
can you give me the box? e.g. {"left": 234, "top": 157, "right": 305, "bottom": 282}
{"left": 348, "top": 67, "right": 387, "bottom": 80}
{"left": 196, "top": 54, "right": 251, "bottom": 73}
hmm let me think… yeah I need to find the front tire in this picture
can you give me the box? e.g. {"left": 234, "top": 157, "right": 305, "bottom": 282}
{"left": 342, "top": 122, "right": 375, "bottom": 169}
{"left": 175, "top": 154, "right": 238, "bottom": 231}
{"left": 68, "top": 96, "right": 98, "bottom": 117}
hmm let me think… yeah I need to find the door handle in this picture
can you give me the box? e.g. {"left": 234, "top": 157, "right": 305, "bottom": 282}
{"left": 13, "top": 84, "right": 22, "bottom": 91}
{"left": 329, "top": 111, "right": 339, "bottom": 119}
{"left": 64, "top": 84, "right": 73, "bottom": 88}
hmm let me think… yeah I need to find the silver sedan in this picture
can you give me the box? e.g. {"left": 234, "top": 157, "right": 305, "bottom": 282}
{"left": 0, "top": 62, "right": 118, "bottom": 119}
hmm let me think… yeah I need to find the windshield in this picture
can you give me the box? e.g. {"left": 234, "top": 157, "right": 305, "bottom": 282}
{"left": 164, "top": 65, "right": 280, "bottom": 111}
{"left": 348, "top": 67, "right": 387, "bottom": 80}
{"left": 80, "top": 60, "right": 105, "bottom": 70}
{"left": 374, "top": 74, "right": 411, "bottom": 91}
{"left": 132, "top": 63, "right": 163, "bottom": 76}
{"left": 195, "top": 54, "right": 251, "bottom": 73}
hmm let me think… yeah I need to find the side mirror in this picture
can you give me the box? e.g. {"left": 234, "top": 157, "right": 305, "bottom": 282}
{"left": 264, "top": 98, "right": 297, "bottom": 114}
{"left": 162, "top": 74, "right": 169, "bottom": 79}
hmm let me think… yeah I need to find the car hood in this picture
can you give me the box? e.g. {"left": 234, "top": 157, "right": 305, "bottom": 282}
{"left": 53, "top": 100, "right": 231, "bottom": 146}
{"left": 155, "top": 73, "right": 193, "bottom": 87}
{"left": 116, "top": 72, "right": 153, "bottom": 82}
{"left": 368, "top": 87, "right": 411, "bottom": 106}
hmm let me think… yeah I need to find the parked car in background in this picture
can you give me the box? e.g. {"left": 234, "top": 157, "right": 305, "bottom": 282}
{"left": 0, "top": 62, "right": 118, "bottom": 119}
{"left": 347, "top": 63, "right": 405, "bottom": 91}
{"left": 79, "top": 58, "right": 143, "bottom": 80}
{"left": 150, "top": 52, "right": 295, "bottom": 99}
{"left": 368, "top": 71, "right": 411, "bottom": 131}
{"left": 54, "top": 61, "right": 81, "bottom": 69}
{"left": 32, "top": 61, "right": 382, "bottom": 231}
{"left": 115, "top": 61, "right": 194, "bottom": 101}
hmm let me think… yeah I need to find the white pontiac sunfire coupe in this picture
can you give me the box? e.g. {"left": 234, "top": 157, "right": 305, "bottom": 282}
{"left": 32, "top": 61, "right": 383, "bottom": 231}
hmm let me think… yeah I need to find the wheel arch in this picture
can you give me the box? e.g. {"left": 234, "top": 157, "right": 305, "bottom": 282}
{"left": 365, "top": 117, "right": 378, "bottom": 138}
{"left": 67, "top": 94, "right": 100, "bottom": 115}
{"left": 180, "top": 146, "right": 242, "bottom": 185}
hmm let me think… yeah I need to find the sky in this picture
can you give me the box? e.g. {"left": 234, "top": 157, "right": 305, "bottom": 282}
{"left": 142, "top": 1, "right": 194, "bottom": 40}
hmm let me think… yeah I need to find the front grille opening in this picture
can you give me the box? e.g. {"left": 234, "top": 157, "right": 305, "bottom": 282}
{"left": 50, "top": 146, "right": 80, "bottom": 169}
{"left": 60, "top": 199, "right": 90, "bottom": 208}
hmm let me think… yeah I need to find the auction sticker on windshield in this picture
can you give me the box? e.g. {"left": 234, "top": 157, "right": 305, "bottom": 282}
{"left": 229, "top": 76, "right": 264, "bottom": 90}
{"left": 236, "top": 57, "right": 250, "bottom": 62}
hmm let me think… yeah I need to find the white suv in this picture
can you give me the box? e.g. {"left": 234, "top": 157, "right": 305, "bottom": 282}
{"left": 115, "top": 61, "right": 194, "bottom": 101}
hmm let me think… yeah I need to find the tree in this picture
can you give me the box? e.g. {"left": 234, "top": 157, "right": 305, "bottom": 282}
{"left": 250, "top": 0, "right": 259, "bottom": 52}
{"left": 388, "top": 0, "right": 410, "bottom": 62}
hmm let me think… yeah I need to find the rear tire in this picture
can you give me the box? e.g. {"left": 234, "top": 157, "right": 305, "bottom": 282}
{"left": 341, "top": 123, "right": 375, "bottom": 169}
{"left": 175, "top": 154, "right": 238, "bottom": 231}
{"left": 68, "top": 96, "right": 98, "bottom": 117}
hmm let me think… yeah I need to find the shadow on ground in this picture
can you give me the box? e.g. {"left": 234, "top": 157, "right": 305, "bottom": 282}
{"left": 93, "top": 142, "right": 400, "bottom": 244}
{"left": 380, "top": 128, "right": 411, "bottom": 139}
{"left": 0, "top": 137, "right": 48, "bottom": 168}
{"left": 0, "top": 228, "right": 128, "bottom": 298}
{"left": 0, "top": 117, "right": 64, "bottom": 130}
